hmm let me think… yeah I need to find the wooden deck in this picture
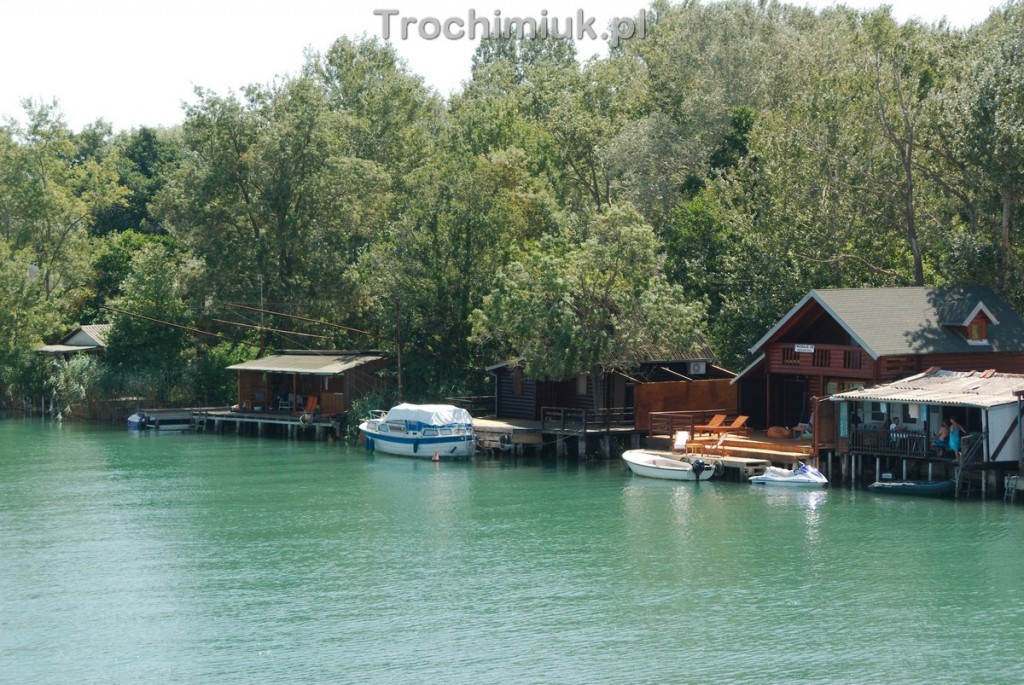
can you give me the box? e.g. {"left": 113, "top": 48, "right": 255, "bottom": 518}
{"left": 473, "top": 417, "right": 544, "bottom": 454}
{"left": 693, "top": 434, "right": 814, "bottom": 467}
{"left": 194, "top": 408, "right": 338, "bottom": 440}
{"left": 653, "top": 431, "right": 816, "bottom": 468}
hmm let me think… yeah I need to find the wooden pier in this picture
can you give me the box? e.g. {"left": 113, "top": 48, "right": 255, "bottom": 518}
{"left": 193, "top": 408, "right": 339, "bottom": 441}
{"left": 473, "top": 417, "right": 544, "bottom": 455}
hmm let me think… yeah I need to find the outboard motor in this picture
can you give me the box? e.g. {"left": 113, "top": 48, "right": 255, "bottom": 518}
{"left": 691, "top": 459, "right": 706, "bottom": 478}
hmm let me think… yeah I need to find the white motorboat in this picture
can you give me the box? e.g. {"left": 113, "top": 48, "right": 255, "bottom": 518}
{"left": 749, "top": 461, "right": 828, "bottom": 487}
{"left": 622, "top": 450, "right": 719, "bottom": 482}
{"left": 359, "top": 403, "right": 476, "bottom": 460}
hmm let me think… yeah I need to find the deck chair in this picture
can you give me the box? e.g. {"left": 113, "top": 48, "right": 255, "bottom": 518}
{"left": 671, "top": 430, "right": 691, "bottom": 453}
{"left": 702, "top": 433, "right": 730, "bottom": 457}
{"left": 694, "top": 414, "right": 727, "bottom": 434}
{"left": 723, "top": 415, "right": 750, "bottom": 435}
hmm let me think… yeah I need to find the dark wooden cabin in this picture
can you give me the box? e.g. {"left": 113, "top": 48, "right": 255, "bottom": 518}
{"left": 734, "top": 286, "right": 1024, "bottom": 436}
{"left": 226, "top": 350, "right": 392, "bottom": 416}
{"left": 487, "top": 356, "right": 736, "bottom": 431}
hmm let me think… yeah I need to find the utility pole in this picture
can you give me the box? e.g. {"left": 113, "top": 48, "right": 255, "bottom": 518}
{"left": 395, "top": 298, "right": 403, "bottom": 402}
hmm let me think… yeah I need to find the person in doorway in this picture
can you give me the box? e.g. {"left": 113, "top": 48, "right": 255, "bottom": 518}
{"left": 949, "top": 416, "right": 964, "bottom": 459}
{"left": 932, "top": 419, "right": 950, "bottom": 455}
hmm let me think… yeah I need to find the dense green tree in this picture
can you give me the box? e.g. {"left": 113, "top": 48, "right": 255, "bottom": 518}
{"left": 104, "top": 243, "right": 193, "bottom": 404}
{"left": 93, "top": 126, "right": 180, "bottom": 236}
{"left": 356, "top": 144, "right": 560, "bottom": 393}
{"left": 966, "top": 3, "right": 1024, "bottom": 292}
{"left": 0, "top": 240, "right": 53, "bottom": 403}
{"left": 471, "top": 204, "right": 707, "bottom": 381}
{"left": 0, "top": 102, "right": 124, "bottom": 313}
{"left": 76, "top": 229, "right": 174, "bottom": 322}
{"left": 161, "top": 77, "right": 389, "bottom": 342}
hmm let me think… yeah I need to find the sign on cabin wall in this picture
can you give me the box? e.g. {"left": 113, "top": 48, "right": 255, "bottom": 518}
{"left": 794, "top": 344, "right": 815, "bottom": 353}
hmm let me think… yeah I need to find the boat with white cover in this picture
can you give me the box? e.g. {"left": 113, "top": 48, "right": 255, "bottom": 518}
{"left": 749, "top": 461, "right": 828, "bottom": 487}
{"left": 359, "top": 403, "right": 476, "bottom": 459}
{"left": 622, "top": 449, "right": 719, "bottom": 481}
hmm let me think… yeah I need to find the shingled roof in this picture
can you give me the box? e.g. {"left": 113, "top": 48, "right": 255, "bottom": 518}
{"left": 750, "top": 286, "right": 1024, "bottom": 359}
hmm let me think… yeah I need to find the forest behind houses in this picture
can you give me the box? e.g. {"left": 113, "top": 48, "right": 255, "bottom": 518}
{"left": 2, "top": 0, "right": 1023, "bottom": 416}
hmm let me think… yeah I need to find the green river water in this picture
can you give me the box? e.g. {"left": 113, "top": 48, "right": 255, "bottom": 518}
{"left": 1, "top": 419, "right": 1023, "bottom": 684}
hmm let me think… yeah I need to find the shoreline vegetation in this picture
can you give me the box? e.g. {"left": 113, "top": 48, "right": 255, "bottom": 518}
{"left": 2, "top": 0, "right": 1023, "bottom": 421}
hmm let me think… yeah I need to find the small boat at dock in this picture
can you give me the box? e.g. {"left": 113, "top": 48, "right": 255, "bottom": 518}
{"left": 127, "top": 410, "right": 194, "bottom": 431}
{"left": 621, "top": 450, "right": 719, "bottom": 481}
{"left": 359, "top": 403, "right": 476, "bottom": 460}
{"left": 867, "top": 479, "right": 955, "bottom": 497}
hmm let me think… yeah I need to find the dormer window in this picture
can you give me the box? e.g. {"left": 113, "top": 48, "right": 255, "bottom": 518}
{"left": 961, "top": 301, "right": 997, "bottom": 345}
{"left": 967, "top": 316, "right": 987, "bottom": 344}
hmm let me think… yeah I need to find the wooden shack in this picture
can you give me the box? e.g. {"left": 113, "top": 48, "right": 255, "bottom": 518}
{"left": 829, "top": 368, "right": 1024, "bottom": 494}
{"left": 487, "top": 357, "right": 736, "bottom": 430}
{"left": 226, "top": 350, "right": 392, "bottom": 416}
{"left": 734, "top": 286, "right": 1024, "bottom": 433}
{"left": 37, "top": 324, "right": 112, "bottom": 357}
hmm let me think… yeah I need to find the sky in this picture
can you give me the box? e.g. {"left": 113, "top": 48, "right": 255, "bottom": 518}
{"left": 0, "top": 0, "right": 1002, "bottom": 132}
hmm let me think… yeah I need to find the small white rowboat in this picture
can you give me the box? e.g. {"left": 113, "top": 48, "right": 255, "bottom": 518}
{"left": 622, "top": 450, "right": 719, "bottom": 482}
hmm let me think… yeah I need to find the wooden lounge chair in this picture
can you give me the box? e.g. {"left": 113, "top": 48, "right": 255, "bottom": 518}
{"left": 694, "top": 414, "right": 727, "bottom": 434}
{"left": 707, "top": 415, "right": 750, "bottom": 436}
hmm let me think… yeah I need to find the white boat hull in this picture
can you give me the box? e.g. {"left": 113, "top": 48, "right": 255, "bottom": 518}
{"left": 359, "top": 404, "right": 477, "bottom": 460}
{"left": 360, "top": 423, "right": 476, "bottom": 459}
{"left": 622, "top": 450, "right": 716, "bottom": 481}
{"left": 749, "top": 463, "right": 828, "bottom": 487}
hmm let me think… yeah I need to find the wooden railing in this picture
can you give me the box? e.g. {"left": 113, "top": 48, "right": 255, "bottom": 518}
{"left": 540, "top": 406, "right": 635, "bottom": 432}
{"left": 445, "top": 395, "right": 494, "bottom": 417}
{"left": 648, "top": 409, "right": 735, "bottom": 437}
{"left": 767, "top": 343, "right": 873, "bottom": 377}
{"left": 846, "top": 427, "right": 933, "bottom": 460}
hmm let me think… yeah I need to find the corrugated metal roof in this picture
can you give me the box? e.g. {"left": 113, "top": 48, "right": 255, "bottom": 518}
{"left": 750, "top": 286, "right": 1024, "bottom": 358}
{"left": 226, "top": 353, "right": 387, "bottom": 375}
{"left": 77, "top": 324, "right": 111, "bottom": 347}
{"left": 831, "top": 369, "right": 1024, "bottom": 408}
{"left": 37, "top": 344, "right": 101, "bottom": 354}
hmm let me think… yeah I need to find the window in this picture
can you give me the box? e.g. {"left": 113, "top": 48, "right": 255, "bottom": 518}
{"left": 967, "top": 315, "right": 988, "bottom": 344}
{"left": 576, "top": 373, "right": 589, "bottom": 396}
{"left": 512, "top": 367, "right": 524, "bottom": 397}
{"left": 870, "top": 402, "right": 887, "bottom": 422}
{"left": 782, "top": 347, "right": 800, "bottom": 366}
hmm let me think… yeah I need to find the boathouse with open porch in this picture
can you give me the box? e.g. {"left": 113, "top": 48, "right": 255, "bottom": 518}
{"left": 734, "top": 286, "right": 1024, "bottom": 439}
{"left": 483, "top": 354, "right": 737, "bottom": 457}
{"left": 225, "top": 350, "right": 392, "bottom": 416}
{"left": 193, "top": 351, "right": 393, "bottom": 439}
{"left": 829, "top": 368, "right": 1024, "bottom": 497}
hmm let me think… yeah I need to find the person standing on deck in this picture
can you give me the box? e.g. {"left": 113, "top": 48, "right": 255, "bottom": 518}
{"left": 949, "top": 417, "right": 964, "bottom": 459}
{"left": 933, "top": 419, "right": 950, "bottom": 455}
{"left": 889, "top": 416, "right": 901, "bottom": 443}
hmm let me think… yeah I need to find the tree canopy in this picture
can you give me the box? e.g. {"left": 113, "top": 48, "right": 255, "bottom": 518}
{"left": 2, "top": 2, "right": 1024, "bottom": 411}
